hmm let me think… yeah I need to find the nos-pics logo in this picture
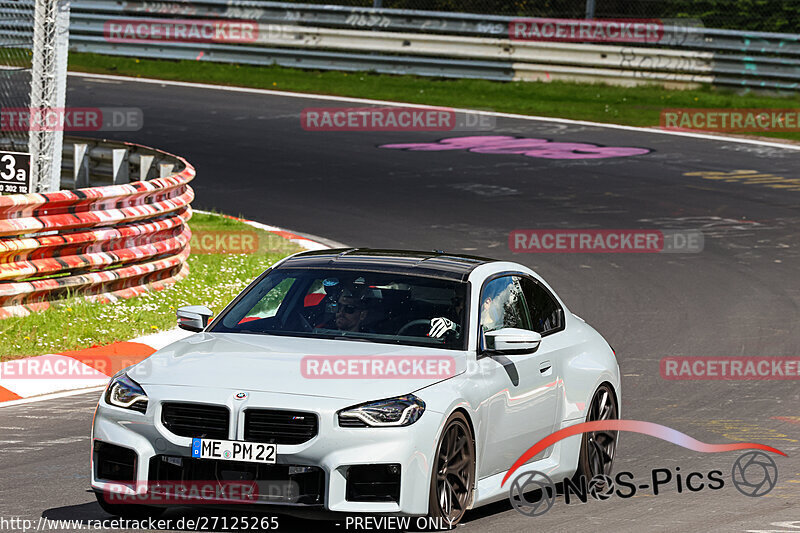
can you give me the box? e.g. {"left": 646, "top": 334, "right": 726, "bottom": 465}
{"left": 509, "top": 451, "right": 779, "bottom": 516}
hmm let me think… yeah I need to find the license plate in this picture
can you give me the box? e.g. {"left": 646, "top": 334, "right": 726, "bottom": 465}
{"left": 192, "top": 438, "right": 276, "bottom": 464}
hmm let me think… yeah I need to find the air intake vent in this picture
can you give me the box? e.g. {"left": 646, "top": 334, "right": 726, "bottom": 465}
{"left": 94, "top": 441, "right": 137, "bottom": 482}
{"left": 161, "top": 403, "right": 229, "bottom": 440}
{"left": 245, "top": 409, "right": 318, "bottom": 445}
{"left": 338, "top": 416, "right": 369, "bottom": 428}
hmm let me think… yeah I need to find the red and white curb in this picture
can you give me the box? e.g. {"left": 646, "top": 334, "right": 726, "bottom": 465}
{"left": 0, "top": 328, "right": 192, "bottom": 406}
{"left": 227, "top": 216, "right": 333, "bottom": 251}
{"left": 194, "top": 210, "right": 342, "bottom": 251}
{"left": 0, "top": 214, "right": 333, "bottom": 407}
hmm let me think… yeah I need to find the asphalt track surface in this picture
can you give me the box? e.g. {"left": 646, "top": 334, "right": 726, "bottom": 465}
{"left": 1, "top": 74, "right": 799, "bottom": 533}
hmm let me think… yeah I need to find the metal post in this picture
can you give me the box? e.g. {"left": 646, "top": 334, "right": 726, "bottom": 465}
{"left": 585, "top": 0, "right": 596, "bottom": 19}
{"left": 373, "top": 0, "right": 382, "bottom": 7}
{"left": 73, "top": 143, "right": 89, "bottom": 188}
{"left": 28, "top": 0, "right": 57, "bottom": 192}
{"left": 159, "top": 163, "right": 175, "bottom": 178}
{"left": 138, "top": 154, "right": 154, "bottom": 181}
{"left": 112, "top": 148, "right": 129, "bottom": 184}
{"left": 29, "top": 0, "right": 70, "bottom": 193}
{"left": 49, "top": 0, "right": 70, "bottom": 190}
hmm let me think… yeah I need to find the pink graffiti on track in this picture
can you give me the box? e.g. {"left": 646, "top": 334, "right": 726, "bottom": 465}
{"left": 379, "top": 135, "right": 652, "bottom": 160}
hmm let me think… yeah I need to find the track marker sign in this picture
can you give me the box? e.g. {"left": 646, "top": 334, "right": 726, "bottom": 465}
{"left": 0, "top": 151, "right": 31, "bottom": 194}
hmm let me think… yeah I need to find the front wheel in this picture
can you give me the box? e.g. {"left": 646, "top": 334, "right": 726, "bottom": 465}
{"left": 574, "top": 384, "right": 618, "bottom": 487}
{"left": 428, "top": 412, "right": 475, "bottom": 527}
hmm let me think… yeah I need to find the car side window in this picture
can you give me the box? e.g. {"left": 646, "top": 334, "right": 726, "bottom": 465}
{"left": 519, "top": 277, "right": 564, "bottom": 335}
{"left": 479, "top": 275, "right": 532, "bottom": 334}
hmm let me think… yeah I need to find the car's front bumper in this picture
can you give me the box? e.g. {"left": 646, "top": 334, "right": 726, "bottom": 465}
{"left": 91, "top": 384, "right": 442, "bottom": 516}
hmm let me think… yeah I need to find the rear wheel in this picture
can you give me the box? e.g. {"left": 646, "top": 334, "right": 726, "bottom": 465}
{"left": 574, "top": 384, "right": 618, "bottom": 488}
{"left": 427, "top": 412, "right": 475, "bottom": 527}
{"left": 95, "top": 492, "right": 166, "bottom": 519}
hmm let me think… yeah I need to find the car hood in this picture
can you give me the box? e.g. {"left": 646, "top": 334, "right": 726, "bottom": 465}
{"left": 131, "top": 332, "right": 467, "bottom": 402}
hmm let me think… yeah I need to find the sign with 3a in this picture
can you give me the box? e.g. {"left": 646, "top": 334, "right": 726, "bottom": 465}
{"left": 0, "top": 151, "right": 31, "bottom": 195}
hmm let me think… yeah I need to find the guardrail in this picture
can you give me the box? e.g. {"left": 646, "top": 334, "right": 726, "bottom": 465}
{"left": 62, "top": 0, "right": 800, "bottom": 90}
{"left": 0, "top": 137, "right": 194, "bottom": 318}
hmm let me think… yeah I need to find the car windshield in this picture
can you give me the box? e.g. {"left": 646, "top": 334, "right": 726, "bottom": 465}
{"left": 211, "top": 268, "right": 469, "bottom": 350}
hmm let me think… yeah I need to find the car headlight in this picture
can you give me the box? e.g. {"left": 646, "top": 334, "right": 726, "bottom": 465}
{"left": 105, "top": 371, "right": 148, "bottom": 413}
{"left": 338, "top": 394, "right": 425, "bottom": 427}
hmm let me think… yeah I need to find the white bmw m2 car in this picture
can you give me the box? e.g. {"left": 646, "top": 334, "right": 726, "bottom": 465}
{"left": 91, "top": 249, "right": 620, "bottom": 525}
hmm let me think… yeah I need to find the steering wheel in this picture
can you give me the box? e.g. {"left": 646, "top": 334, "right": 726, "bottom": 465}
{"left": 397, "top": 318, "right": 432, "bottom": 336}
{"left": 293, "top": 309, "right": 314, "bottom": 332}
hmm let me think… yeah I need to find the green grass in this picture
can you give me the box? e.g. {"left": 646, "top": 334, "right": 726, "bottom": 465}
{"left": 70, "top": 52, "right": 800, "bottom": 142}
{"left": 0, "top": 212, "right": 302, "bottom": 360}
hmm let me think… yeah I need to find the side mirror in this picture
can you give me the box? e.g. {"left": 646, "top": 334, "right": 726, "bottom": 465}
{"left": 177, "top": 305, "right": 213, "bottom": 332}
{"left": 484, "top": 328, "right": 542, "bottom": 355}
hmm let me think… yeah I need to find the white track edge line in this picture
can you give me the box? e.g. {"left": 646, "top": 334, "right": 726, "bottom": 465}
{"left": 192, "top": 209, "right": 339, "bottom": 249}
{"left": 0, "top": 385, "right": 105, "bottom": 408}
{"left": 71, "top": 71, "right": 800, "bottom": 151}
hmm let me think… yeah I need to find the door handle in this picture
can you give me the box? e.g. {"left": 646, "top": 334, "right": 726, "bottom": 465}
{"left": 539, "top": 360, "right": 552, "bottom": 375}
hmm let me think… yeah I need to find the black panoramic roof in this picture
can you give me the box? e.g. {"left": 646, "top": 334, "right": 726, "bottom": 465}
{"left": 278, "top": 248, "right": 497, "bottom": 281}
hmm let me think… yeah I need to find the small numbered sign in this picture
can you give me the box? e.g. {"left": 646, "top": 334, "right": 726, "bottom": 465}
{"left": 0, "top": 151, "right": 31, "bottom": 195}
